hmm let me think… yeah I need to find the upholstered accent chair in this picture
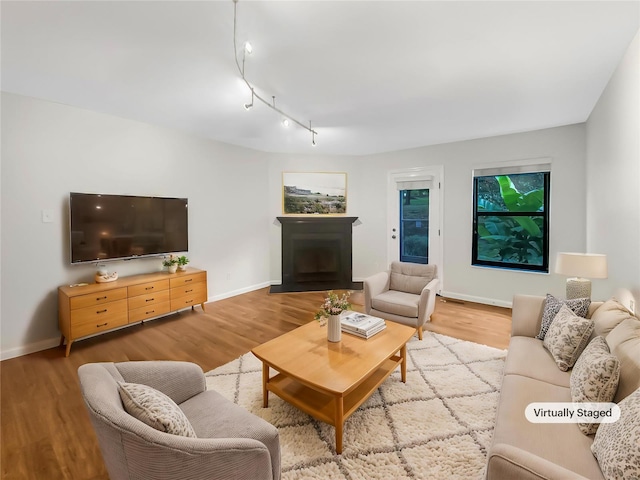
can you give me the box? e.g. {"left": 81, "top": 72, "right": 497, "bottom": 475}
{"left": 364, "top": 261, "right": 439, "bottom": 340}
{"left": 78, "top": 361, "right": 280, "bottom": 480}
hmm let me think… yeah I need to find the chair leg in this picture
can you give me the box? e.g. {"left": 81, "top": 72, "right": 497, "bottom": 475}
{"left": 417, "top": 326, "right": 423, "bottom": 340}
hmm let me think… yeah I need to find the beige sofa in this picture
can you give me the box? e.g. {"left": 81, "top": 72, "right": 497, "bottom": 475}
{"left": 486, "top": 294, "right": 640, "bottom": 480}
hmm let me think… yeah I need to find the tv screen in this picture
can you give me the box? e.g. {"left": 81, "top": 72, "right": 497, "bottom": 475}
{"left": 69, "top": 193, "right": 188, "bottom": 264}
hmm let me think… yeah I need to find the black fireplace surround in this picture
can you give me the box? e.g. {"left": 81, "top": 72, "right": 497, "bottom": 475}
{"left": 271, "top": 217, "right": 363, "bottom": 293}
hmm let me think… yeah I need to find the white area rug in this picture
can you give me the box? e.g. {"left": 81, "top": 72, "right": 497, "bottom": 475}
{"left": 205, "top": 331, "right": 507, "bottom": 480}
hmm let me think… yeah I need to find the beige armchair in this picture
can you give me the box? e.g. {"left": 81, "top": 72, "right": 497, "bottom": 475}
{"left": 78, "top": 361, "right": 280, "bottom": 480}
{"left": 364, "top": 261, "right": 439, "bottom": 340}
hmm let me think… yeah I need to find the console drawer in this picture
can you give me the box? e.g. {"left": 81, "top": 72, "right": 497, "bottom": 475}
{"left": 70, "top": 288, "right": 127, "bottom": 310}
{"left": 170, "top": 272, "right": 206, "bottom": 288}
{"left": 71, "top": 300, "right": 128, "bottom": 338}
{"left": 128, "top": 301, "right": 171, "bottom": 323}
{"left": 128, "top": 290, "right": 170, "bottom": 310}
{"left": 128, "top": 280, "right": 170, "bottom": 298}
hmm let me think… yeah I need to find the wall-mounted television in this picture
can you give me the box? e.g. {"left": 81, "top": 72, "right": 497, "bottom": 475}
{"left": 69, "top": 193, "right": 188, "bottom": 264}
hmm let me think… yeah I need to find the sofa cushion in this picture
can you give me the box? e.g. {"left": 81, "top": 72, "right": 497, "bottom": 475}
{"left": 389, "top": 261, "right": 436, "bottom": 295}
{"left": 591, "top": 298, "right": 634, "bottom": 338}
{"left": 536, "top": 294, "right": 590, "bottom": 340}
{"left": 543, "top": 304, "right": 594, "bottom": 372}
{"left": 371, "top": 290, "right": 419, "bottom": 318}
{"left": 591, "top": 386, "right": 640, "bottom": 480}
{"left": 570, "top": 336, "right": 620, "bottom": 435}
{"left": 492, "top": 374, "right": 604, "bottom": 479}
{"left": 605, "top": 318, "right": 640, "bottom": 403}
{"left": 118, "top": 382, "right": 197, "bottom": 438}
{"left": 504, "top": 336, "right": 571, "bottom": 387}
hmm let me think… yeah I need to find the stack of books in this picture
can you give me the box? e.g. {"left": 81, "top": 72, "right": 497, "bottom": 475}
{"left": 341, "top": 312, "right": 386, "bottom": 339}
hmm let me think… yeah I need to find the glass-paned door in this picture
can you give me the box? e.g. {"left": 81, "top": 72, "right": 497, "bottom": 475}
{"left": 400, "top": 188, "right": 429, "bottom": 264}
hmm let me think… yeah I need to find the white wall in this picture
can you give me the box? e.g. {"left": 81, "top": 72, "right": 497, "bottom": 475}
{"left": 268, "top": 124, "right": 588, "bottom": 307}
{"left": 586, "top": 31, "right": 640, "bottom": 306}
{"left": 1, "top": 93, "right": 271, "bottom": 359}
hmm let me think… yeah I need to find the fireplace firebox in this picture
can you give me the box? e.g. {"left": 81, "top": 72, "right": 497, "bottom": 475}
{"left": 271, "top": 217, "right": 362, "bottom": 293}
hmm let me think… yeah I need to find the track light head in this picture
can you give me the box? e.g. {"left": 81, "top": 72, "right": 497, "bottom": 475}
{"left": 244, "top": 102, "right": 253, "bottom": 110}
{"left": 282, "top": 118, "right": 290, "bottom": 128}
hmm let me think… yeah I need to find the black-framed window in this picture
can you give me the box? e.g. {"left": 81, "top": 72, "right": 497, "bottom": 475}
{"left": 472, "top": 170, "right": 550, "bottom": 272}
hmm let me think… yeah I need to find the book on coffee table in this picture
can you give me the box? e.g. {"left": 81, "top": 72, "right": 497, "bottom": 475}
{"left": 341, "top": 312, "right": 386, "bottom": 337}
{"left": 342, "top": 322, "right": 387, "bottom": 339}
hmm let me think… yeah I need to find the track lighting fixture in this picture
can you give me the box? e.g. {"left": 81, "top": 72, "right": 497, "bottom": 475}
{"left": 244, "top": 88, "right": 254, "bottom": 110}
{"left": 232, "top": 0, "right": 318, "bottom": 146}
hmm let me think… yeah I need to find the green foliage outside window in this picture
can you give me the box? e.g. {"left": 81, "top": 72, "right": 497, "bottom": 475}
{"left": 473, "top": 173, "right": 549, "bottom": 271}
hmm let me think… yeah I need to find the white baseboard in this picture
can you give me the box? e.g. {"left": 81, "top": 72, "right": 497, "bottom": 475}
{"left": 208, "top": 281, "right": 272, "bottom": 302}
{"left": 439, "top": 290, "right": 512, "bottom": 309}
{"left": 1, "top": 337, "right": 61, "bottom": 361}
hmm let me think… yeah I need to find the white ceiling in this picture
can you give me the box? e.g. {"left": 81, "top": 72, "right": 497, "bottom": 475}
{"left": 2, "top": 1, "right": 638, "bottom": 156}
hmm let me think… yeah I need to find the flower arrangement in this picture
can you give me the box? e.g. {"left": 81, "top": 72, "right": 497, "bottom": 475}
{"left": 162, "top": 254, "right": 179, "bottom": 268}
{"left": 314, "top": 290, "right": 352, "bottom": 322}
{"left": 176, "top": 255, "right": 189, "bottom": 267}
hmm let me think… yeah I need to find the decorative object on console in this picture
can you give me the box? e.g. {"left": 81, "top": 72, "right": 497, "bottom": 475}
{"left": 282, "top": 172, "right": 347, "bottom": 215}
{"left": 536, "top": 293, "right": 590, "bottom": 340}
{"left": 162, "top": 254, "right": 179, "bottom": 273}
{"left": 95, "top": 271, "right": 118, "bottom": 283}
{"left": 555, "top": 252, "right": 608, "bottom": 299}
{"left": 176, "top": 255, "right": 189, "bottom": 271}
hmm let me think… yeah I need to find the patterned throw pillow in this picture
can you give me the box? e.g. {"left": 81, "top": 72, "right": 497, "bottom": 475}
{"left": 543, "top": 304, "right": 594, "bottom": 371}
{"left": 570, "top": 336, "right": 620, "bottom": 435}
{"left": 591, "top": 386, "right": 640, "bottom": 479}
{"left": 118, "top": 382, "right": 197, "bottom": 437}
{"left": 536, "top": 294, "right": 591, "bottom": 340}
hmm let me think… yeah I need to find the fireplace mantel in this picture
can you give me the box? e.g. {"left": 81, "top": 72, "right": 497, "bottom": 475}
{"left": 271, "top": 217, "right": 362, "bottom": 293}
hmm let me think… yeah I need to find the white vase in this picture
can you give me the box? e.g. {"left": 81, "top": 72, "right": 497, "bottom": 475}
{"left": 178, "top": 264, "right": 187, "bottom": 271}
{"left": 168, "top": 264, "right": 178, "bottom": 274}
{"left": 327, "top": 314, "right": 342, "bottom": 342}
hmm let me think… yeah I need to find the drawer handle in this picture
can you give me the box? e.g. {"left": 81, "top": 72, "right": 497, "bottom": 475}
{"left": 96, "top": 296, "right": 107, "bottom": 301}
{"left": 185, "top": 289, "right": 193, "bottom": 293}
{"left": 96, "top": 322, "right": 108, "bottom": 328}
{"left": 96, "top": 309, "right": 107, "bottom": 314}
{"left": 145, "top": 286, "right": 154, "bottom": 290}
{"left": 146, "top": 310, "right": 155, "bottom": 315}
{"left": 146, "top": 298, "right": 154, "bottom": 302}
{"left": 185, "top": 299, "right": 193, "bottom": 304}
{"left": 185, "top": 279, "right": 193, "bottom": 283}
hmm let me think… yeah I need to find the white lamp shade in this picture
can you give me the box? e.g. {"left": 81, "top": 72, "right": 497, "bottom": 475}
{"left": 555, "top": 252, "right": 608, "bottom": 279}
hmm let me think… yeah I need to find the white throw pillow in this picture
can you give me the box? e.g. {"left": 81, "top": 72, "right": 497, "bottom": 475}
{"left": 570, "top": 336, "right": 620, "bottom": 435}
{"left": 591, "top": 298, "right": 633, "bottom": 338}
{"left": 543, "top": 304, "right": 594, "bottom": 371}
{"left": 591, "top": 386, "right": 640, "bottom": 479}
{"left": 118, "top": 382, "right": 197, "bottom": 437}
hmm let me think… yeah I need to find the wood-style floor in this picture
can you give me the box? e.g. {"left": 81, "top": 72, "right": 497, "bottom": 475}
{"left": 0, "top": 288, "right": 511, "bottom": 480}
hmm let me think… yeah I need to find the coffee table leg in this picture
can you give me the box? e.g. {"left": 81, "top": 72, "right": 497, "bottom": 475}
{"left": 335, "top": 396, "right": 344, "bottom": 454}
{"left": 401, "top": 344, "right": 407, "bottom": 383}
{"left": 262, "top": 363, "right": 269, "bottom": 407}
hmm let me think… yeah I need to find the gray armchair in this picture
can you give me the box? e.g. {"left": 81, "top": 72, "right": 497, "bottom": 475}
{"left": 364, "top": 261, "right": 439, "bottom": 340}
{"left": 78, "top": 361, "right": 280, "bottom": 480}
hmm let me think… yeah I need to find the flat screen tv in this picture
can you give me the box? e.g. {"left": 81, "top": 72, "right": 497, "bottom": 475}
{"left": 69, "top": 193, "right": 188, "bottom": 264}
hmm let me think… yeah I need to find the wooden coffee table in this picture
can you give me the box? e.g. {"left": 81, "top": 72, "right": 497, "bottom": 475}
{"left": 251, "top": 318, "right": 415, "bottom": 453}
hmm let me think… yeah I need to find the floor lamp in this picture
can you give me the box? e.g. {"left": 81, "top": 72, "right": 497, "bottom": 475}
{"left": 555, "top": 252, "right": 608, "bottom": 300}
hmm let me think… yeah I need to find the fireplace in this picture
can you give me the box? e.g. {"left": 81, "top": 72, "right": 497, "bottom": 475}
{"left": 271, "top": 217, "right": 362, "bottom": 293}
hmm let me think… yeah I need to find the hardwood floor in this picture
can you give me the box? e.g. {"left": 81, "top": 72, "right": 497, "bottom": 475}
{"left": 0, "top": 288, "right": 511, "bottom": 480}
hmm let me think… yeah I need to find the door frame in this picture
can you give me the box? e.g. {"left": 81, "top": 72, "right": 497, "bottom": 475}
{"left": 387, "top": 166, "right": 444, "bottom": 293}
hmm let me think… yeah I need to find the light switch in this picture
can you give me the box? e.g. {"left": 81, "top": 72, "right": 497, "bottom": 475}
{"left": 42, "top": 209, "right": 54, "bottom": 223}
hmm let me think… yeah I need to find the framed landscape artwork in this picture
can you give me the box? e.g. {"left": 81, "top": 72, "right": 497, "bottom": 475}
{"left": 282, "top": 172, "right": 347, "bottom": 215}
